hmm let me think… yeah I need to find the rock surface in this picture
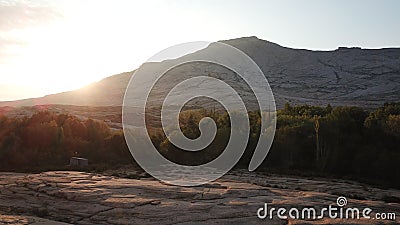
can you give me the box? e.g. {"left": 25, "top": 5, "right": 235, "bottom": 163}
{"left": 0, "top": 171, "right": 398, "bottom": 224}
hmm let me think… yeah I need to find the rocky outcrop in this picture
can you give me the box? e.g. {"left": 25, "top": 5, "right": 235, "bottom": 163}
{"left": 0, "top": 171, "right": 398, "bottom": 224}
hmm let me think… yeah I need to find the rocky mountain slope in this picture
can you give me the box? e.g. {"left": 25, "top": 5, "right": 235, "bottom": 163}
{"left": 1, "top": 36, "right": 399, "bottom": 108}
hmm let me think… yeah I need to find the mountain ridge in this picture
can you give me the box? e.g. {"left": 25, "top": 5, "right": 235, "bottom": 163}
{"left": 1, "top": 36, "right": 399, "bottom": 108}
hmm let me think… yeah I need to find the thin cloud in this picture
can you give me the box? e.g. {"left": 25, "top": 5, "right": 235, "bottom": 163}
{"left": 0, "top": 0, "right": 61, "bottom": 64}
{"left": 0, "top": 0, "right": 62, "bottom": 30}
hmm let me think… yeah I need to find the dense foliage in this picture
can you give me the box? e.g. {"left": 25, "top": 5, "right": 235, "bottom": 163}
{"left": 265, "top": 103, "right": 400, "bottom": 188}
{"left": 0, "top": 103, "right": 399, "bottom": 187}
{"left": 150, "top": 103, "right": 400, "bottom": 187}
{"left": 0, "top": 111, "right": 131, "bottom": 171}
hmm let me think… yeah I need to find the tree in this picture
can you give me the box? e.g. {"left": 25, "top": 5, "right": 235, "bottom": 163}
{"left": 314, "top": 115, "right": 320, "bottom": 163}
{"left": 386, "top": 115, "right": 400, "bottom": 138}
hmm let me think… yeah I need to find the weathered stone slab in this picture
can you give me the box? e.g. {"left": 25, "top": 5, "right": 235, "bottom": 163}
{"left": 0, "top": 171, "right": 398, "bottom": 224}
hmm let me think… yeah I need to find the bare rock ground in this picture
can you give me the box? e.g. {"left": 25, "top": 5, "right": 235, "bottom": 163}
{"left": 0, "top": 171, "right": 398, "bottom": 225}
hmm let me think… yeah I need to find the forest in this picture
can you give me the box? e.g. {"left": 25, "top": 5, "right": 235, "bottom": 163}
{"left": 0, "top": 111, "right": 132, "bottom": 171}
{"left": 0, "top": 103, "right": 399, "bottom": 188}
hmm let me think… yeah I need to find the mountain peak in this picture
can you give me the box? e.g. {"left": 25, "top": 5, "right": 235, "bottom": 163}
{"left": 1, "top": 36, "right": 399, "bottom": 108}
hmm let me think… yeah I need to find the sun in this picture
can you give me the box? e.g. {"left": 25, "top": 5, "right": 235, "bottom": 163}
{"left": 0, "top": 0, "right": 222, "bottom": 101}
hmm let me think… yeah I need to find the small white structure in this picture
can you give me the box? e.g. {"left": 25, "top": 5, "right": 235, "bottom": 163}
{"left": 69, "top": 157, "right": 89, "bottom": 167}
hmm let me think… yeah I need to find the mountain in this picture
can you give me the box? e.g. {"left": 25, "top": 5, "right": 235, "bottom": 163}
{"left": 1, "top": 36, "right": 399, "bottom": 108}
{"left": 0, "top": 71, "right": 132, "bottom": 107}
{"left": 223, "top": 37, "right": 400, "bottom": 108}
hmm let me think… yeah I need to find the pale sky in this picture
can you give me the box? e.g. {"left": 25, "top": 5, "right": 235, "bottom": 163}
{"left": 1, "top": 0, "right": 399, "bottom": 101}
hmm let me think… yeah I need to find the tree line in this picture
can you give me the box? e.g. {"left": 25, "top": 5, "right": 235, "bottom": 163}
{"left": 0, "top": 103, "right": 399, "bottom": 187}
{"left": 0, "top": 111, "right": 131, "bottom": 171}
{"left": 150, "top": 103, "right": 400, "bottom": 188}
